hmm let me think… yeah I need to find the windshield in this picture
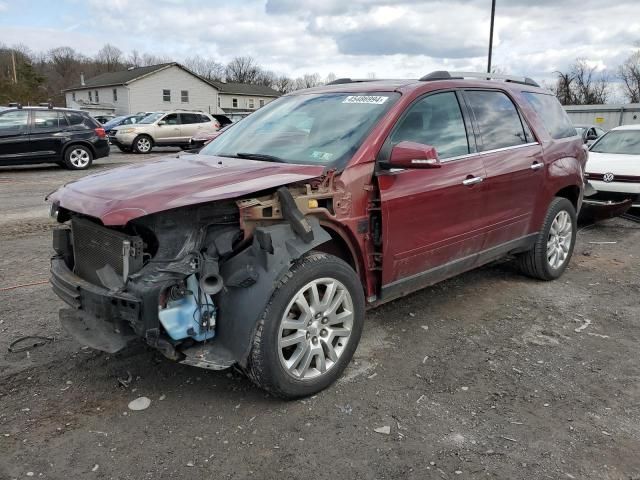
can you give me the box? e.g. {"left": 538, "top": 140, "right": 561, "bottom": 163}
{"left": 138, "top": 112, "right": 163, "bottom": 124}
{"left": 103, "top": 116, "right": 126, "bottom": 128}
{"left": 201, "top": 92, "right": 400, "bottom": 167}
{"left": 590, "top": 130, "right": 640, "bottom": 155}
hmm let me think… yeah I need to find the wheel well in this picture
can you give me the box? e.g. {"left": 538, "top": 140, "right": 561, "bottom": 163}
{"left": 63, "top": 142, "right": 95, "bottom": 158}
{"left": 315, "top": 227, "right": 357, "bottom": 273}
{"left": 554, "top": 185, "right": 580, "bottom": 208}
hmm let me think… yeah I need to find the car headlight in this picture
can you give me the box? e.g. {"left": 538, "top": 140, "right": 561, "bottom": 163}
{"left": 119, "top": 128, "right": 136, "bottom": 134}
{"left": 49, "top": 203, "right": 59, "bottom": 220}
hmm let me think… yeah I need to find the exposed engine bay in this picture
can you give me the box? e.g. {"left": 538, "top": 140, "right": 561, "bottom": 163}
{"left": 49, "top": 183, "right": 343, "bottom": 370}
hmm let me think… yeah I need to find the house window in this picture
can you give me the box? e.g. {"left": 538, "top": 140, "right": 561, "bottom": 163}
{"left": 217, "top": 96, "right": 220, "bottom": 107}
{"left": 232, "top": 98, "right": 238, "bottom": 108}
{"left": 88, "top": 91, "right": 93, "bottom": 102}
{"left": 181, "top": 90, "right": 189, "bottom": 103}
{"left": 95, "top": 90, "right": 99, "bottom": 102}
{"left": 72, "top": 92, "right": 76, "bottom": 101}
{"left": 248, "top": 98, "right": 254, "bottom": 109}
{"left": 113, "top": 88, "right": 118, "bottom": 102}
{"left": 163, "top": 89, "right": 171, "bottom": 102}
{"left": 259, "top": 99, "right": 265, "bottom": 108}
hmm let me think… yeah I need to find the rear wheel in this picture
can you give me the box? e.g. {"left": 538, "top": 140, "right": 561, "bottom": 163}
{"left": 247, "top": 252, "right": 365, "bottom": 398}
{"left": 517, "top": 197, "right": 576, "bottom": 280}
{"left": 63, "top": 145, "right": 93, "bottom": 170}
{"left": 132, "top": 135, "right": 153, "bottom": 154}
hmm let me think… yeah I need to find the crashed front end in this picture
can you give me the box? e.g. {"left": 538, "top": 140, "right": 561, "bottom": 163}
{"left": 49, "top": 186, "right": 331, "bottom": 370}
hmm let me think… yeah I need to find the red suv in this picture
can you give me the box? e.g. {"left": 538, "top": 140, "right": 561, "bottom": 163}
{"left": 48, "top": 71, "right": 586, "bottom": 398}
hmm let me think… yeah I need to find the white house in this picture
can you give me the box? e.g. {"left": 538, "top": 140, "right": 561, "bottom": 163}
{"left": 63, "top": 63, "right": 280, "bottom": 119}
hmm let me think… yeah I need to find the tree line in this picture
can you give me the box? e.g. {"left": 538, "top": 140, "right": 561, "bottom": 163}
{"left": 2, "top": 41, "right": 640, "bottom": 106}
{"left": 0, "top": 43, "right": 336, "bottom": 106}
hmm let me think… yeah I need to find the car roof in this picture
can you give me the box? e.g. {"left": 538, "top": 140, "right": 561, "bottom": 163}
{"left": 611, "top": 124, "right": 640, "bottom": 131}
{"left": 1, "top": 106, "right": 86, "bottom": 113}
{"left": 286, "top": 72, "right": 548, "bottom": 96}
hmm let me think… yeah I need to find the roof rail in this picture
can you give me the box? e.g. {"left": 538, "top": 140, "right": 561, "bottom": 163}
{"left": 419, "top": 71, "right": 540, "bottom": 87}
{"left": 326, "top": 78, "right": 381, "bottom": 85}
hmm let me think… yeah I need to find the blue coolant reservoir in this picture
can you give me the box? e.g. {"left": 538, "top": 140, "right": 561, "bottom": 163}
{"left": 158, "top": 275, "right": 215, "bottom": 342}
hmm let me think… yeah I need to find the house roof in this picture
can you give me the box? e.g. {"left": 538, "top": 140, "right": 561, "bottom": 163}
{"left": 63, "top": 63, "right": 199, "bottom": 91}
{"left": 208, "top": 80, "right": 280, "bottom": 97}
{"left": 63, "top": 62, "right": 281, "bottom": 98}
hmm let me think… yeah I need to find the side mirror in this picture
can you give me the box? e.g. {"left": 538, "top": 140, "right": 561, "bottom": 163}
{"left": 388, "top": 141, "right": 441, "bottom": 169}
{"left": 158, "top": 120, "right": 166, "bottom": 126}
{"left": 586, "top": 133, "right": 598, "bottom": 141}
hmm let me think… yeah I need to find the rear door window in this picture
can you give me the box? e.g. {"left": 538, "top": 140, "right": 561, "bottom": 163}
{"left": 521, "top": 92, "right": 577, "bottom": 139}
{"left": 0, "top": 110, "right": 29, "bottom": 134}
{"left": 389, "top": 92, "right": 470, "bottom": 159}
{"left": 33, "top": 110, "right": 64, "bottom": 130}
{"left": 180, "top": 113, "right": 201, "bottom": 124}
{"left": 465, "top": 90, "right": 529, "bottom": 151}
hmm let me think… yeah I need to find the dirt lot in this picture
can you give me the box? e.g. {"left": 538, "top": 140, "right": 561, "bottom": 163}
{"left": 1, "top": 149, "right": 639, "bottom": 480}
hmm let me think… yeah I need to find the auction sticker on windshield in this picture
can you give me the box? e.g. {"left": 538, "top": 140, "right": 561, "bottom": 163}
{"left": 342, "top": 95, "right": 389, "bottom": 104}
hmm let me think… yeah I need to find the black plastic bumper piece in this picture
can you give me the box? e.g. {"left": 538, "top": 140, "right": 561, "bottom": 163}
{"left": 50, "top": 256, "right": 141, "bottom": 323}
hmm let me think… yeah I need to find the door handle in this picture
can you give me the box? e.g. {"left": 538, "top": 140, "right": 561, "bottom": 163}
{"left": 462, "top": 176, "right": 484, "bottom": 186}
{"left": 530, "top": 162, "right": 544, "bottom": 171}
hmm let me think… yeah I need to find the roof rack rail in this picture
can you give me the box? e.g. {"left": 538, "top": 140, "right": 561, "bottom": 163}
{"left": 419, "top": 71, "right": 540, "bottom": 87}
{"left": 326, "top": 78, "right": 381, "bottom": 85}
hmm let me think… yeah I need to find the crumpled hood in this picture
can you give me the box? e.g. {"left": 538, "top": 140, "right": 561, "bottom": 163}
{"left": 48, "top": 154, "right": 325, "bottom": 225}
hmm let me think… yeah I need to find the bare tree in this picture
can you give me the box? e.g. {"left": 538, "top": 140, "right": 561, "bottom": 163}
{"left": 48, "top": 46, "right": 82, "bottom": 79}
{"left": 255, "top": 70, "right": 277, "bottom": 88}
{"left": 184, "top": 55, "right": 225, "bottom": 81}
{"left": 619, "top": 50, "right": 640, "bottom": 103}
{"left": 96, "top": 44, "right": 123, "bottom": 72}
{"left": 552, "top": 59, "right": 609, "bottom": 105}
{"left": 294, "top": 73, "right": 322, "bottom": 90}
{"left": 552, "top": 71, "right": 576, "bottom": 105}
{"left": 141, "top": 52, "right": 173, "bottom": 66}
{"left": 325, "top": 72, "right": 337, "bottom": 84}
{"left": 274, "top": 75, "right": 294, "bottom": 94}
{"left": 225, "top": 56, "right": 261, "bottom": 83}
{"left": 128, "top": 50, "right": 142, "bottom": 68}
{"left": 571, "top": 59, "right": 609, "bottom": 104}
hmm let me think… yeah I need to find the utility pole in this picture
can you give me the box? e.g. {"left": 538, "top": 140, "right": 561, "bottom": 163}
{"left": 11, "top": 50, "right": 18, "bottom": 84}
{"left": 487, "top": 0, "right": 496, "bottom": 74}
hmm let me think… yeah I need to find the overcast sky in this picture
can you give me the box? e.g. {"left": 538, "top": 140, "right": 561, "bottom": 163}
{"left": 1, "top": 0, "right": 639, "bottom": 84}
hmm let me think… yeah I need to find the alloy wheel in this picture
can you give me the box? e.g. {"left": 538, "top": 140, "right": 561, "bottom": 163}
{"left": 547, "top": 210, "right": 573, "bottom": 269}
{"left": 69, "top": 148, "right": 90, "bottom": 168}
{"left": 278, "top": 278, "right": 354, "bottom": 380}
{"left": 137, "top": 137, "right": 151, "bottom": 152}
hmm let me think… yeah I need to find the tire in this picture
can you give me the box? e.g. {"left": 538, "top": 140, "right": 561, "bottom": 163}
{"left": 117, "top": 146, "right": 132, "bottom": 153}
{"left": 63, "top": 145, "right": 93, "bottom": 170}
{"left": 517, "top": 197, "right": 577, "bottom": 280}
{"left": 247, "top": 252, "right": 365, "bottom": 399}
{"left": 132, "top": 135, "right": 153, "bottom": 154}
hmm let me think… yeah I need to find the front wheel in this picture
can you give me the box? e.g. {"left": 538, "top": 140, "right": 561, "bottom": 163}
{"left": 247, "top": 252, "right": 365, "bottom": 398}
{"left": 517, "top": 197, "right": 577, "bottom": 280}
{"left": 132, "top": 135, "right": 153, "bottom": 154}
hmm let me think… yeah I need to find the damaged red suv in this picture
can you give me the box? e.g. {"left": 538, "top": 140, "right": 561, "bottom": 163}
{"left": 48, "top": 72, "right": 586, "bottom": 398}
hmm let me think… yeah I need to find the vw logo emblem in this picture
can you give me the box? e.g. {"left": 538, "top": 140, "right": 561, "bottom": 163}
{"left": 603, "top": 172, "right": 615, "bottom": 182}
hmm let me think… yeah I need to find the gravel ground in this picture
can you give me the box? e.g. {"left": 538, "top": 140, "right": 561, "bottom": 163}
{"left": 1, "top": 148, "right": 639, "bottom": 480}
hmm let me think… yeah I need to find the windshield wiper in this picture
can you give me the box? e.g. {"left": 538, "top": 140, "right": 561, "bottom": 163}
{"left": 235, "top": 152, "right": 286, "bottom": 163}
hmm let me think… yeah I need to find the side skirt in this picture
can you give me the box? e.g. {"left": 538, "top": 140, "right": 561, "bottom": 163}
{"left": 378, "top": 234, "right": 537, "bottom": 304}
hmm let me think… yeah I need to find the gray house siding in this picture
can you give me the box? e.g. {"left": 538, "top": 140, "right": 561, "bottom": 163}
{"left": 127, "top": 66, "right": 220, "bottom": 114}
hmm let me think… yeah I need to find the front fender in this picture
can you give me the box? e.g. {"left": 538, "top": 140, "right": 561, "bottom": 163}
{"left": 213, "top": 217, "right": 331, "bottom": 366}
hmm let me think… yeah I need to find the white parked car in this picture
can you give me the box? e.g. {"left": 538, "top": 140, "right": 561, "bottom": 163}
{"left": 584, "top": 125, "right": 640, "bottom": 209}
